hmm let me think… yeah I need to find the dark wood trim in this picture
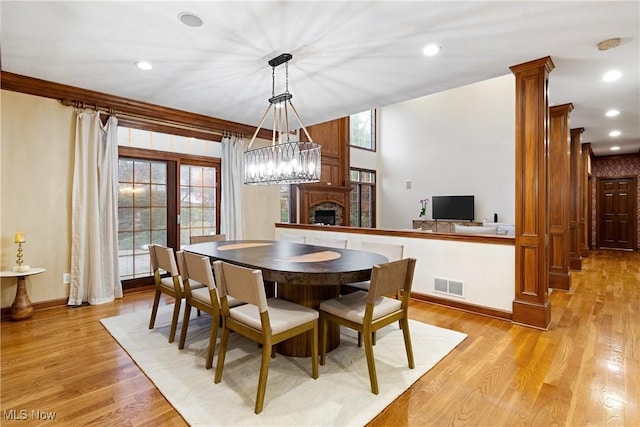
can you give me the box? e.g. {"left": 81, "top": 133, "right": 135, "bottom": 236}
{"left": 510, "top": 56, "right": 554, "bottom": 330}
{"left": 582, "top": 143, "right": 593, "bottom": 256}
{"left": 275, "top": 223, "right": 516, "bottom": 245}
{"left": 0, "top": 71, "right": 271, "bottom": 140}
{"left": 548, "top": 103, "right": 573, "bottom": 290}
{"left": 1, "top": 286, "right": 154, "bottom": 320}
{"left": 1, "top": 298, "right": 68, "bottom": 321}
{"left": 569, "top": 127, "right": 584, "bottom": 270}
{"left": 124, "top": 284, "right": 155, "bottom": 294}
{"left": 410, "top": 292, "right": 512, "bottom": 321}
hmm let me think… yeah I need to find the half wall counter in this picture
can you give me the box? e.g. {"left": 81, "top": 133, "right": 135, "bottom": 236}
{"left": 275, "top": 223, "right": 515, "bottom": 321}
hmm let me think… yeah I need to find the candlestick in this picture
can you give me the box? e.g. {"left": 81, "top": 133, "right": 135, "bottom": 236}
{"left": 13, "top": 233, "right": 30, "bottom": 272}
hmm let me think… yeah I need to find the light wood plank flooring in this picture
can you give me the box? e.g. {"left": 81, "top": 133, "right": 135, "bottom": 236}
{"left": 1, "top": 249, "right": 638, "bottom": 426}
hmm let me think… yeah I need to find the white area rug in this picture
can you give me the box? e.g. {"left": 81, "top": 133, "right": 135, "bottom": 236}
{"left": 101, "top": 305, "right": 466, "bottom": 426}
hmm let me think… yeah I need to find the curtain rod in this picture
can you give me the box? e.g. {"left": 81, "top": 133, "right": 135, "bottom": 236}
{"left": 60, "top": 98, "right": 247, "bottom": 138}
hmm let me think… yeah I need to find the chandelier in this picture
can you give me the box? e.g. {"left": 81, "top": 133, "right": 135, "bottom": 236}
{"left": 244, "top": 53, "right": 321, "bottom": 185}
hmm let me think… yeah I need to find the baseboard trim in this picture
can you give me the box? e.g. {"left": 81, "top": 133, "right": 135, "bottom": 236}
{"left": 410, "top": 292, "right": 512, "bottom": 321}
{"left": 1, "top": 297, "right": 69, "bottom": 321}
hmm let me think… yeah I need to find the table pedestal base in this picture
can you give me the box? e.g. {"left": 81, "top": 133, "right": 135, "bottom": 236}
{"left": 11, "top": 276, "right": 33, "bottom": 320}
{"left": 276, "top": 283, "right": 340, "bottom": 357}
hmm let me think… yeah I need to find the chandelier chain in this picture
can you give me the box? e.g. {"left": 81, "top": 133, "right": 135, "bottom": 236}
{"left": 271, "top": 66, "right": 275, "bottom": 99}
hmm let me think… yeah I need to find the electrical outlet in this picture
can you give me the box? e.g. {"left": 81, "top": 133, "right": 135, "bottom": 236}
{"left": 63, "top": 273, "right": 71, "bottom": 284}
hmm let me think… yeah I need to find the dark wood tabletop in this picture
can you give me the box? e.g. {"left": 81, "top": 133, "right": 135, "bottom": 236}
{"left": 183, "top": 239, "right": 389, "bottom": 286}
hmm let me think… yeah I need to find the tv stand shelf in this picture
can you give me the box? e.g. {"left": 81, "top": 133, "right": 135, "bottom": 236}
{"left": 413, "top": 219, "right": 482, "bottom": 233}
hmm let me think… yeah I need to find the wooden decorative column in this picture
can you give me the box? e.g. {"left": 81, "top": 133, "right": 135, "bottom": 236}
{"left": 569, "top": 127, "right": 584, "bottom": 269}
{"left": 509, "top": 56, "right": 554, "bottom": 330}
{"left": 581, "top": 143, "right": 593, "bottom": 256}
{"left": 548, "top": 103, "right": 573, "bottom": 290}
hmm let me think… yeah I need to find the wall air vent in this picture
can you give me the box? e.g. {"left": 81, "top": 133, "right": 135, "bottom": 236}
{"left": 433, "top": 277, "right": 465, "bottom": 298}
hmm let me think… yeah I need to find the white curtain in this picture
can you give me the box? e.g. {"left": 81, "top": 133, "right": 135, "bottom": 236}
{"left": 68, "top": 111, "right": 122, "bottom": 305}
{"left": 220, "top": 135, "right": 245, "bottom": 240}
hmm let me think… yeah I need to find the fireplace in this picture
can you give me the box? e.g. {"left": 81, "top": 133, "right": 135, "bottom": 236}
{"left": 314, "top": 210, "right": 336, "bottom": 225}
{"left": 310, "top": 202, "right": 344, "bottom": 225}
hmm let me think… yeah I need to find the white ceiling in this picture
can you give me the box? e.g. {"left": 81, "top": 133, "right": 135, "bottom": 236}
{"left": 1, "top": 1, "right": 638, "bottom": 156}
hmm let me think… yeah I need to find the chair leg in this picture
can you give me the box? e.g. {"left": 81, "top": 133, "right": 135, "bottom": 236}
{"left": 310, "top": 321, "right": 318, "bottom": 379}
{"left": 358, "top": 331, "right": 376, "bottom": 347}
{"left": 214, "top": 326, "right": 230, "bottom": 384}
{"left": 320, "top": 314, "right": 328, "bottom": 366}
{"left": 148, "top": 290, "right": 161, "bottom": 329}
{"left": 205, "top": 313, "right": 219, "bottom": 370}
{"left": 255, "top": 340, "right": 272, "bottom": 414}
{"left": 168, "top": 298, "right": 181, "bottom": 343}
{"left": 401, "top": 318, "right": 415, "bottom": 369}
{"left": 363, "top": 328, "right": 379, "bottom": 395}
{"left": 178, "top": 304, "right": 192, "bottom": 349}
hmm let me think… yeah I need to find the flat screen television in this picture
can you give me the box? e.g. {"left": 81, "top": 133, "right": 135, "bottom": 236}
{"left": 432, "top": 195, "right": 475, "bottom": 221}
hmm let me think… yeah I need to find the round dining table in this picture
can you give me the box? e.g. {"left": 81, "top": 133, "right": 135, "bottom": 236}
{"left": 184, "top": 239, "right": 388, "bottom": 357}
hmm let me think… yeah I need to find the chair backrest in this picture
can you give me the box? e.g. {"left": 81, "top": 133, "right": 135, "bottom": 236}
{"left": 182, "top": 251, "right": 216, "bottom": 290}
{"left": 360, "top": 241, "right": 404, "bottom": 262}
{"left": 279, "top": 234, "right": 306, "bottom": 244}
{"left": 367, "top": 258, "right": 416, "bottom": 305}
{"left": 212, "top": 261, "right": 268, "bottom": 313}
{"left": 150, "top": 244, "right": 180, "bottom": 276}
{"left": 190, "top": 234, "right": 227, "bottom": 244}
{"left": 307, "top": 236, "right": 348, "bottom": 249}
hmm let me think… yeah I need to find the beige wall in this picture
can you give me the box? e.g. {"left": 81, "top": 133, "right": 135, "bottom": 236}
{"left": 1, "top": 90, "right": 75, "bottom": 307}
{"left": 1, "top": 89, "right": 280, "bottom": 308}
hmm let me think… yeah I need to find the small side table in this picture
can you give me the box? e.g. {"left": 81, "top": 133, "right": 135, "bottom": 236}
{"left": 0, "top": 268, "right": 46, "bottom": 320}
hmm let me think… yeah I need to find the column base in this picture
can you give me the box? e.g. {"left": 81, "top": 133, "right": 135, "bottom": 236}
{"left": 512, "top": 299, "right": 551, "bottom": 330}
{"left": 549, "top": 271, "right": 571, "bottom": 290}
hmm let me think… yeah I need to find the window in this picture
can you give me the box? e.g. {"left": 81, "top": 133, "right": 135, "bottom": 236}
{"left": 349, "top": 110, "right": 376, "bottom": 151}
{"left": 350, "top": 168, "right": 376, "bottom": 227}
{"left": 117, "top": 127, "right": 220, "bottom": 286}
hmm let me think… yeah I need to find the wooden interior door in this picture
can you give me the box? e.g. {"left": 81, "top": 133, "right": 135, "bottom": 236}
{"left": 597, "top": 177, "right": 637, "bottom": 250}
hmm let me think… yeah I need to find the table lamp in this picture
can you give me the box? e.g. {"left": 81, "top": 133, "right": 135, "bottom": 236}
{"left": 13, "top": 232, "right": 30, "bottom": 272}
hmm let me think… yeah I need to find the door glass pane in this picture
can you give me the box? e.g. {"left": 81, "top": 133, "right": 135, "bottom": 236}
{"left": 118, "top": 159, "right": 167, "bottom": 280}
{"left": 180, "top": 164, "right": 218, "bottom": 247}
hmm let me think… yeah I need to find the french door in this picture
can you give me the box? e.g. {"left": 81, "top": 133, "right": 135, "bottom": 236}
{"left": 117, "top": 148, "right": 220, "bottom": 288}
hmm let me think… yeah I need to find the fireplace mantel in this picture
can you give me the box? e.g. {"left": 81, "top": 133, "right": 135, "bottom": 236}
{"left": 296, "top": 116, "right": 351, "bottom": 226}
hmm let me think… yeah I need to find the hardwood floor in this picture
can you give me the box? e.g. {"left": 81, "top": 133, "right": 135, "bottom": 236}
{"left": 1, "top": 249, "right": 638, "bottom": 426}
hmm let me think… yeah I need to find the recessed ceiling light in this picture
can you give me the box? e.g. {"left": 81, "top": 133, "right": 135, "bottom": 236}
{"left": 422, "top": 43, "right": 442, "bottom": 57}
{"left": 136, "top": 61, "right": 153, "bottom": 71}
{"left": 178, "top": 12, "right": 203, "bottom": 27}
{"left": 605, "top": 109, "right": 620, "bottom": 117}
{"left": 610, "top": 146, "right": 620, "bottom": 151}
{"left": 602, "top": 70, "right": 622, "bottom": 82}
{"left": 597, "top": 38, "right": 621, "bottom": 51}
{"left": 609, "top": 130, "right": 621, "bottom": 137}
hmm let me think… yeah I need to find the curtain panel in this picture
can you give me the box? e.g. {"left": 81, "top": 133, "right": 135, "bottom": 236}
{"left": 69, "top": 111, "right": 122, "bottom": 305}
{"left": 220, "top": 135, "right": 245, "bottom": 240}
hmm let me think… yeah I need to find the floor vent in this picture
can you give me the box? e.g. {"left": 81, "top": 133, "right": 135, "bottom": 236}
{"left": 433, "top": 277, "right": 465, "bottom": 298}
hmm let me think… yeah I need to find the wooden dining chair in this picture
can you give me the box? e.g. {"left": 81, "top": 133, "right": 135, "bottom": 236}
{"left": 306, "top": 236, "right": 347, "bottom": 249}
{"left": 319, "top": 257, "right": 417, "bottom": 395}
{"left": 189, "top": 234, "right": 226, "bottom": 244}
{"left": 212, "top": 260, "right": 319, "bottom": 414}
{"left": 177, "top": 251, "right": 243, "bottom": 368}
{"left": 148, "top": 244, "right": 203, "bottom": 343}
{"left": 340, "top": 241, "right": 405, "bottom": 345}
{"left": 341, "top": 241, "right": 404, "bottom": 295}
{"left": 278, "top": 233, "right": 306, "bottom": 244}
